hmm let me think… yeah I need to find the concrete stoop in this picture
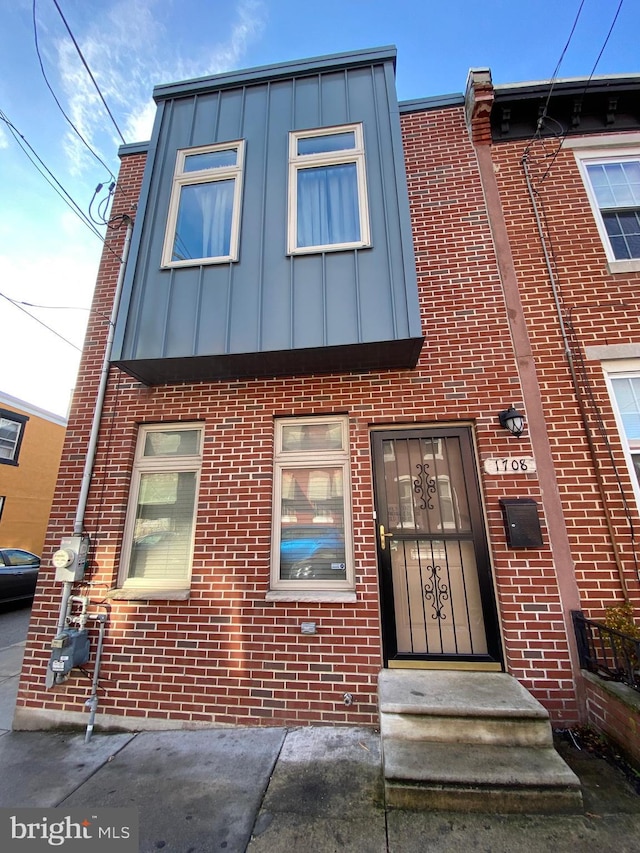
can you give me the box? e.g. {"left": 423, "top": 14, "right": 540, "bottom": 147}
{"left": 379, "top": 669, "right": 583, "bottom": 813}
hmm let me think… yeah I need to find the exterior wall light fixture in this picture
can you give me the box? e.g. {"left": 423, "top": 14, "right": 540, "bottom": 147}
{"left": 498, "top": 406, "right": 525, "bottom": 438}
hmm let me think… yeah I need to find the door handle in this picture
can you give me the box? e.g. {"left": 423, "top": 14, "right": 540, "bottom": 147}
{"left": 379, "top": 524, "right": 394, "bottom": 550}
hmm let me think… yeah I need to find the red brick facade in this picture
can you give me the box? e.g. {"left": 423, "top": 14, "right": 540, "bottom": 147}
{"left": 488, "top": 137, "right": 640, "bottom": 618}
{"left": 14, "top": 74, "right": 639, "bottom": 734}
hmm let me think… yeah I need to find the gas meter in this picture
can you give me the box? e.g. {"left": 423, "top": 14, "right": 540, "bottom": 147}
{"left": 49, "top": 629, "right": 90, "bottom": 676}
{"left": 52, "top": 535, "right": 90, "bottom": 582}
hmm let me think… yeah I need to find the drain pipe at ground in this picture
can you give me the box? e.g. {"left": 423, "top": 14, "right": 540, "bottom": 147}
{"left": 85, "top": 608, "right": 108, "bottom": 743}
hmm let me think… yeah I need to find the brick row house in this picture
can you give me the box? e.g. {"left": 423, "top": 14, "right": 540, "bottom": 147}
{"left": 14, "top": 49, "right": 640, "bottom": 779}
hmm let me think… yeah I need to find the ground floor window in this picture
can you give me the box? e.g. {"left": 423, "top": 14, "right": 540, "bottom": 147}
{"left": 119, "top": 423, "right": 203, "bottom": 590}
{"left": 605, "top": 363, "right": 640, "bottom": 503}
{"left": 271, "top": 416, "right": 354, "bottom": 590}
{"left": 610, "top": 376, "right": 640, "bottom": 482}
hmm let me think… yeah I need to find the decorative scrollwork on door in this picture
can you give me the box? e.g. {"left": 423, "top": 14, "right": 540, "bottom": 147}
{"left": 414, "top": 462, "right": 437, "bottom": 511}
{"left": 424, "top": 563, "right": 449, "bottom": 621}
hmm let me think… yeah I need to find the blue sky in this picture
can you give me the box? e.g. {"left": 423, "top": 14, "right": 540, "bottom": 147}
{"left": 1, "top": 0, "right": 638, "bottom": 417}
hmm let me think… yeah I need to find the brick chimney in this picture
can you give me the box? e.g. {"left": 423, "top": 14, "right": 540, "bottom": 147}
{"left": 465, "top": 68, "right": 494, "bottom": 145}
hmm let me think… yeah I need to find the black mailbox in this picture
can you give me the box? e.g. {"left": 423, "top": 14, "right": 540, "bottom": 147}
{"left": 499, "top": 498, "right": 543, "bottom": 548}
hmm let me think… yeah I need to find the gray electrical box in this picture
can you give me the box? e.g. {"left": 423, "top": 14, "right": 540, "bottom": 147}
{"left": 52, "top": 535, "right": 90, "bottom": 582}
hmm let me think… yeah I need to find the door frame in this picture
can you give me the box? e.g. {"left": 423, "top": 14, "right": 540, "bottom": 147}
{"left": 371, "top": 425, "right": 503, "bottom": 669}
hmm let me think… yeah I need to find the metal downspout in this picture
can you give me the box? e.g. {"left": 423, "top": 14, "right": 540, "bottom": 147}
{"left": 73, "top": 216, "right": 133, "bottom": 535}
{"left": 49, "top": 217, "right": 133, "bottom": 687}
{"left": 521, "top": 156, "right": 630, "bottom": 601}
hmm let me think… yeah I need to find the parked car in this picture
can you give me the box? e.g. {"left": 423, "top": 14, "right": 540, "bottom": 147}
{"left": 280, "top": 525, "right": 346, "bottom": 580}
{"left": 0, "top": 549, "right": 40, "bottom": 605}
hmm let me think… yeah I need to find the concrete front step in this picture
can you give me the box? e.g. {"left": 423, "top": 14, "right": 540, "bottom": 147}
{"left": 379, "top": 669, "right": 551, "bottom": 720}
{"left": 380, "top": 710, "right": 553, "bottom": 747}
{"left": 379, "top": 669, "right": 583, "bottom": 812}
{"left": 383, "top": 740, "right": 583, "bottom": 813}
{"left": 379, "top": 669, "right": 555, "bottom": 747}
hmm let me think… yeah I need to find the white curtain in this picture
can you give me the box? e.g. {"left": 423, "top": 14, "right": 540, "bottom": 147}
{"left": 173, "top": 179, "right": 234, "bottom": 260}
{"left": 297, "top": 164, "right": 359, "bottom": 248}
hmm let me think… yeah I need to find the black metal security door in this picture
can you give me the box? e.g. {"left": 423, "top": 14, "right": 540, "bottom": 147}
{"left": 371, "top": 427, "right": 502, "bottom": 666}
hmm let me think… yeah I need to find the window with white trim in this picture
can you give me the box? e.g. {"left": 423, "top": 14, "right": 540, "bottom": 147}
{"left": 120, "top": 424, "right": 203, "bottom": 589}
{"left": 162, "top": 141, "right": 245, "bottom": 267}
{"left": 271, "top": 416, "right": 354, "bottom": 590}
{"left": 608, "top": 371, "right": 640, "bottom": 497}
{"left": 578, "top": 152, "right": 640, "bottom": 262}
{"left": 287, "top": 124, "right": 370, "bottom": 254}
{"left": 0, "top": 409, "right": 28, "bottom": 465}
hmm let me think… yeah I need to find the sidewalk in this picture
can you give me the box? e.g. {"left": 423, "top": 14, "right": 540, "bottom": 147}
{"left": 2, "top": 641, "right": 640, "bottom": 852}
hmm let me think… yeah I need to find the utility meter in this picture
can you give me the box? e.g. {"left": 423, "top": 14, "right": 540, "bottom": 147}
{"left": 49, "top": 629, "right": 90, "bottom": 676}
{"left": 53, "top": 535, "right": 90, "bottom": 582}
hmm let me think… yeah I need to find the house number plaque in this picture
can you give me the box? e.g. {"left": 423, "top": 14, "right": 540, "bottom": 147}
{"left": 484, "top": 457, "right": 536, "bottom": 475}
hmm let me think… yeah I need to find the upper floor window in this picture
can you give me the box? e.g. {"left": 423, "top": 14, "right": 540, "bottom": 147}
{"left": 119, "top": 423, "right": 203, "bottom": 591}
{"left": 271, "top": 416, "right": 354, "bottom": 592}
{"left": 287, "top": 124, "right": 370, "bottom": 255}
{"left": 579, "top": 153, "right": 640, "bottom": 263}
{"left": 608, "top": 372, "right": 640, "bottom": 497}
{"left": 0, "top": 409, "right": 28, "bottom": 465}
{"left": 162, "top": 141, "right": 245, "bottom": 267}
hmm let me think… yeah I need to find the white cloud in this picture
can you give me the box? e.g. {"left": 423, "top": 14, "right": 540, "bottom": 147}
{"left": 0, "top": 0, "right": 268, "bottom": 416}
{"left": 55, "top": 0, "right": 267, "bottom": 164}
{"left": 125, "top": 100, "right": 156, "bottom": 145}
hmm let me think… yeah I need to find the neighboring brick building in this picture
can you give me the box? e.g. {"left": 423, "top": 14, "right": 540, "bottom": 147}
{"left": 14, "top": 50, "right": 640, "bottom": 739}
{"left": 0, "top": 392, "right": 66, "bottom": 557}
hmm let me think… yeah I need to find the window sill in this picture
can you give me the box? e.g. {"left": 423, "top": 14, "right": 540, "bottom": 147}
{"left": 607, "top": 258, "right": 640, "bottom": 275}
{"left": 287, "top": 242, "right": 371, "bottom": 257}
{"left": 265, "top": 590, "right": 357, "bottom": 603}
{"left": 107, "top": 588, "right": 191, "bottom": 601}
{"left": 161, "top": 256, "right": 237, "bottom": 269}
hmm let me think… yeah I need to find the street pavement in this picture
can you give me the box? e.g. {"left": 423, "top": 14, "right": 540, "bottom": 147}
{"left": 1, "top": 608, "right": 640, "bottom": 852}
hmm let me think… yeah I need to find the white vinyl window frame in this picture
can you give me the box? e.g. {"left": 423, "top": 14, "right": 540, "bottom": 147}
{"left": 287, "top": 123, "right": 371, "bottom": 255}
{"left": 118, "top": 423, "right": 204, "bottom": 591}
{"left": 602, "top": 359, "right": 640, "bottom": 509}
{"left": 270, "top": 415, "right": 355, "bottom": 594}
{"left": 161, "top": 140, "right": 245, "bottom": 267}
{"left": 575, "top": 145, "right": 640, "bottom": 274}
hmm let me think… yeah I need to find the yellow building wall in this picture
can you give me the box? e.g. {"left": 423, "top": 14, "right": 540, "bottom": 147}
{"left": 0, "top": 395, "right": 66, "bottom": 557}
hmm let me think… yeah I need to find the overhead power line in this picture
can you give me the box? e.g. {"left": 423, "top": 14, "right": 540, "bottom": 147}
{"left": 0, "top": 291, "right": 82, "bottom": 352}
{"left": 52, "top": 0, "right": 127, "bottom": 145}
{"left": 0, "top": 107, "right": 130, "bottom": 266}
{"left": 32, "top": 0, "right": 117, "bottom": 182}
{"left": 0, "top": 107, "right": 104, "bottom": 242}
{"left": 534, "top": 0, "right": 625, "bottom": 185}
{"left": 539, "top": 0, "right": 586, "bottom": 126}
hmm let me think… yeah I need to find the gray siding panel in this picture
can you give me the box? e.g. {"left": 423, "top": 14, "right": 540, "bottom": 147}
{"left": 318, "top": 71, "right": 349, "bottom": 126}
{"left": 292, "top": 75, "right": 321, "bottom": 129}
{"left": 197, "top": 274, "right": 232, "bottom": 355}
{"left": 165, "top": 267, "right": 201, "bottom": 357}
{"left": 292, "top": 254, "right": 325, "bottom": 349}
{"left": 113, "top": 52, "right": 423, "bottom": 380}
{"left": 325, "top": 252, "right": 359, "bottom": 346}
{"left": 258, "top": 80, "right": 292, "bottom": 352}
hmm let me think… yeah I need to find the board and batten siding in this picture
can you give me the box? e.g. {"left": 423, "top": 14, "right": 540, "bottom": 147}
{"left": 112, "top": 49, "right": 422, "bottom": 383}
